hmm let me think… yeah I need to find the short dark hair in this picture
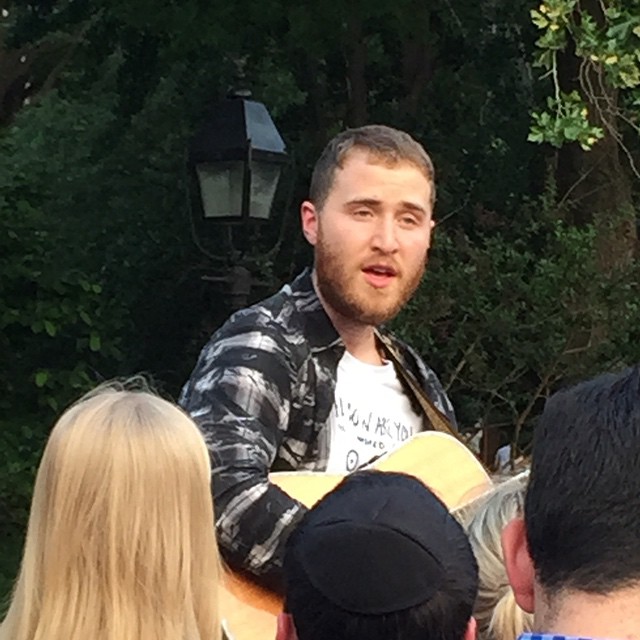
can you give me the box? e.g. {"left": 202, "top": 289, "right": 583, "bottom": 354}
{"left": 309, "top": 125, "right": 436, "bottom": 211}
{"left": 283, "top": 471, "right": 477, "bottom": 640}
{"left": 525, "top": 364, "right": 640, "bottom": 594}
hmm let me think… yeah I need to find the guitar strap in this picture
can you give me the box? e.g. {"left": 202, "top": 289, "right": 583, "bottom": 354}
{"left": 375, "top": 330, "right": 462, "bottom": 443}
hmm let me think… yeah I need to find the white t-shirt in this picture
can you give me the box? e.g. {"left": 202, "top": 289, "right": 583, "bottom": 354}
{"left": 325, "top": 351, "right": 424, "bottom": 473}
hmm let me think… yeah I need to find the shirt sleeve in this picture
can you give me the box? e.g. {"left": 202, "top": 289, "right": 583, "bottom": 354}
{"left": 179, "top": 321, "right": 307, "bottom": 590}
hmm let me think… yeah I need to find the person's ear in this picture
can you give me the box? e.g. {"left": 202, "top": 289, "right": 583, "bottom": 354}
{"left": 276, "top": 612, "right": 298, "bottom": 640}
{"left": 300, "top": 200, "right": 319, "bottom": 246}
{"left": 463, "top": 616, "right": 477, "bottom": 640}
{"left": 501, "top": 517, "right": 536, "bottom": 613}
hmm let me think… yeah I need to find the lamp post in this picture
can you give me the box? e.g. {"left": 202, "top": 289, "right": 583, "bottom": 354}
{"left": 189, "top": 95, "right": 287, "bottom": 223}
{"left": 188, "top": 94, "right": 287, "bottom": 311}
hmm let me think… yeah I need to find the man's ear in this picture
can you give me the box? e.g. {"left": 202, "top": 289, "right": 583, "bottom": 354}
{"left": 276, "top": 612, "right": 298, "bottom": 640}
{"left": 501, "top": 517, "right": 536, "bottom": 614}
{"left": 300, "top": 200, "right": 319, "bottom": 246}
{"left": 463, "top": 616, "right": 477, "bottom": 640}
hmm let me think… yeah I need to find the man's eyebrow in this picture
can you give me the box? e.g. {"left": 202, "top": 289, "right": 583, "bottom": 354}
{"left": 399, "top": 201, "right": 428, "bottom": 215}
{"left": 344, "top": 198, "right": 428, "bottom": 215}
{"left": 345, "top": 198, "right": 383, "bottom": 208}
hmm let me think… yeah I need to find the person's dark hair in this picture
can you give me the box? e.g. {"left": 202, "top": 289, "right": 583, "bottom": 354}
{"left": 283, "top": 471, "right": 477, "bottom": 640}
{"left": 525, "top": 364, "right": 640, "bottom": 595}
{"left": 309, "top": 125, "right": 436, "bottom": 211}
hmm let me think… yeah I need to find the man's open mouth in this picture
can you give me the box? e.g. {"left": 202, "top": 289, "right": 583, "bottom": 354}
{"left": 362, "top": 265, "right": 398, "bottom": 277}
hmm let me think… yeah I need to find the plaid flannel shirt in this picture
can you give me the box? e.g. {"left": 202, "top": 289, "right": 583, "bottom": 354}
{"left": 519, "top": 635, "right": 601, "bottom": 640}
{"left": 179, "top": 268, "right": 456, "bottom": 588}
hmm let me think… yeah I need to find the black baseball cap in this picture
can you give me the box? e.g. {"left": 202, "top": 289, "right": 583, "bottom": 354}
{"left": 284, "top": 470, "right": 475, "bottom": 615}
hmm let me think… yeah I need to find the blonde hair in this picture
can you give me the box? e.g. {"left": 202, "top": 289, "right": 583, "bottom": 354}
{"left": 461, "top": 474, "right": 533, "bottom": 640}
{"left": 0, "top": 383, "right": 221, "bottom": 640}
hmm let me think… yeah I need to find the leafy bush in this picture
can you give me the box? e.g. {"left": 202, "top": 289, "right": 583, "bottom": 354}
{"left": 0, "top": 96, "right": 127, "bottom": 531}
{"left": 395, "top": 189, "right": 640, "bottom": 453}
{"left": 0, "top": 66, "right": 209, "bottom": 586}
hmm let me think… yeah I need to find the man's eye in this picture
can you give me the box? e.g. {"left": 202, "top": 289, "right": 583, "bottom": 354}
{"left": 400, "top": 215, "right": 419, "bottom": 226}
{"left": 353, "top": 209, "right": 372, "bottom": 218}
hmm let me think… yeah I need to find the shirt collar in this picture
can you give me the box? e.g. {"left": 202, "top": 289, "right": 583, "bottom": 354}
{"left": 289, "top": 268, "right": 342, "bottom": 351}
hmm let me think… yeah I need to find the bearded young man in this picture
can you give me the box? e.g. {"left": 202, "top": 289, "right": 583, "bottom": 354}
{"left": 180, "top": 125, "right": 456, "bottom": 589}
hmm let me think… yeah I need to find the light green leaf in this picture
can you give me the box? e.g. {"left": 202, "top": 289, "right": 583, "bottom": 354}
{"left": 35, "top": 371, "right": 49, "bottom": 388}
{"left": 562, "top": 124, "right": 582, "bottom": 140}
{"left": 531, "top": 10, "right": 549, "bottom": 29}
{"left": 89, "top": 333, "right": 101, "bottom": 352}
{"left": 44, "top": 320, "right": 56, "bottom": 337}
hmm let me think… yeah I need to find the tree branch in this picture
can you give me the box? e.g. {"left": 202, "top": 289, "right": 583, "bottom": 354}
{"left": 444, "top": 338, "right": 479, "bottom": 392}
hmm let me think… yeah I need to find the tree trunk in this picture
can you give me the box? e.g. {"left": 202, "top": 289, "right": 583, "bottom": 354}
{"left": 555, "top": 0, "right": 637, "bottom": 271}
{"left": 400, "top": 39, "right": 436, "bottom": 120}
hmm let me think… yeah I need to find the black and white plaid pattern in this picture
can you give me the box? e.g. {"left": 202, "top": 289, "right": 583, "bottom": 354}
{"left": 519, "top": 635, "right": 595, "bottom": 640}
{"left": 179, "top": 268, "right": 456, "bottom": 583}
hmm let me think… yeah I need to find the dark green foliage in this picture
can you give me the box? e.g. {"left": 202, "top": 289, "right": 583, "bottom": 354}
{"left": 394, "top": 190, "right": 640, "bottom": 449}
{"left": 0, "top": 94, "right": 126, "bottom": 525}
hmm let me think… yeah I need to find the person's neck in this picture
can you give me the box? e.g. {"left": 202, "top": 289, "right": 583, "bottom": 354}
{"left": 312, "top": 273, "right": 382, "bottom": 365}
{"left": 336, "top": 320, "right": 381, "bottom": 364}
{"left": 535, "top": 585, "right": 640, "bottom": 639}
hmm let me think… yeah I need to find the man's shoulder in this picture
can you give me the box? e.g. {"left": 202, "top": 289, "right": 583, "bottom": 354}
{"left": 180, "top": 273, "right": 318, "bottom": 407}
{"left": 205, "top": 268, "right": 336, "bottom": 358}
{"left": 220, "top": 283, "right": 300, "bottom": 337}
{"left": 380, "top": 327, "right": 457, "bottom": 427}
{"left": 380, "top": 329, "right": 438, "bottom": 379}
{"left": 205, "top": 284, "right": 300, "bottom": 358}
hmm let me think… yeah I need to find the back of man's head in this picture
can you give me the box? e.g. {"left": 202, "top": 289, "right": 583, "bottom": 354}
{"left": 525, "top": 364, "right": 640, "bottom": 594}
{"left": 280, "top": 470, "right": 478, "bottom": 640}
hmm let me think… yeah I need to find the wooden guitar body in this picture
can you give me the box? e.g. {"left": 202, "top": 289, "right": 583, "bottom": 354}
{"left": 220, "top": 431, "right": 493, "bottom": 640}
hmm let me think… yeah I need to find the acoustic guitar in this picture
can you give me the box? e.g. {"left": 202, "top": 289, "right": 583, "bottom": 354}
{"left": 220, "top": 431, "right": 493, "bottom": 640}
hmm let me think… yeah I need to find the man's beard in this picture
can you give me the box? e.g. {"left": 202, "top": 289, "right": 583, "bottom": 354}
{"left": 314, "top": 235, "right": 426, "bottom": 326}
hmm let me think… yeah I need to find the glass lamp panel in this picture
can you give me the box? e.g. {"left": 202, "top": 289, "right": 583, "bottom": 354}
{"left": 196, "top": 161, "right": 244, "bottom": 219}
{"left": 250, "top": 161, "right": 281, "bottom": 220}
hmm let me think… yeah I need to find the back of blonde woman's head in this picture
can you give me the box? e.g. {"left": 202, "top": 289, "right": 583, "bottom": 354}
{"left": 462, "top": 475, "right": 533, "bottom": 640}
{"left": 0, "top": 382, "right": 220, "bottom": 640}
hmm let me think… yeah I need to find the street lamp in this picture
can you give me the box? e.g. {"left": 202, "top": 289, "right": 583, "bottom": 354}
{"left": 189, "top": 95, "right": 288, "bottom": 222}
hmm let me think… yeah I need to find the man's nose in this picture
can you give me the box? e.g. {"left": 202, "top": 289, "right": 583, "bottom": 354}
{"left": 371, "top": 217, "right": 400, "bottom": 253}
